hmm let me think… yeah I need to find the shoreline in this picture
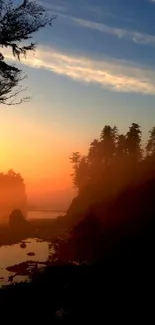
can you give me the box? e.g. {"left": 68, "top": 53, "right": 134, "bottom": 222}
{"left": 0, "top": 218, "right": 57, "bottom": 247}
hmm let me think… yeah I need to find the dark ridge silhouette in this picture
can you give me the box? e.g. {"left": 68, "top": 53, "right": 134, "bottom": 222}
{"left": 49, "top": 123, "right": 155, "bottom": 237}
{"left": 51, "top": 124, "right": 155, "bottom": 266}
{"left": 0, "top": 122, "right": 155, "bottom": 322}
{"left": 0, "top": 265, "right": 153, "bottom": 323}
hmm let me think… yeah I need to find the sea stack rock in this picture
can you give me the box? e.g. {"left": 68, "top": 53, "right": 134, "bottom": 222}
{"left": 9, "top": 209, "right": 28, "bottom": 230}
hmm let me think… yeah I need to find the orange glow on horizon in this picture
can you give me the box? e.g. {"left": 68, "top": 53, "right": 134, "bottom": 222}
{"left": 0, "top": 112, "right": 77, "bottom": 202}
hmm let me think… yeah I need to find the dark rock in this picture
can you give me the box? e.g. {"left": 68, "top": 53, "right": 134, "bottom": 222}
{"left": 9, "top": 209, "right": 29, "bottom": 230}
{"left": 27, "top": 252, "right": 35, "bottom": 256}
{"left": 20, "top": 242, "right": 27, "bottom": 249}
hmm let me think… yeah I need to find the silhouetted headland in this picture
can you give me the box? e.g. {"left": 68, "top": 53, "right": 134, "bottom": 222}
{"left": 0, "top": 123, "right": 155, "bottom": 322}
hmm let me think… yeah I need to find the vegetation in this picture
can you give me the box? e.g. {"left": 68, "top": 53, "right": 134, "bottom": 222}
{"left": 51, "top": 122, "right": 155, "bottom": 264}
{"left": 0, "top": 0, "right": 55, "bottom": 105}
{"left": 0, "top": 264, "right": 152, "bottom": 322}
{"left": 70, "top": 123, "right": 142, "bottom": 194}
{"left": 0, "top": 122, "right": 155, "bottom": 321}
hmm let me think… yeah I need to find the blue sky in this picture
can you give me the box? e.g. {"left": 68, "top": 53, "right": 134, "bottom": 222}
{"left": 23, "top": 0, "right": 155, "bottom": 137}
{"left": 38, "top": 0, "right": 155, "bottom": 66}
{"left": 2, "top": 0, "right": 155, "bottom": 201}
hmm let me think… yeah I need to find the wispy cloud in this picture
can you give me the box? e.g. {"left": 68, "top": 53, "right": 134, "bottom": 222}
{"left": 4, "top": 47, "right": 155, "bottom": 95}
{"left": 72, "top": 17, "right": 125, "bottom": 38}
{"left": 72, "top": 17, "right": 155, "bottom": 46}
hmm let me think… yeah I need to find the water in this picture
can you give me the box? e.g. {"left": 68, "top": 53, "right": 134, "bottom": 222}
{"left": 27, "top": 210, "right": 66, "bottom": 220}
{"left": 0, "top": 238, "right": 52, "bottom": 287}
{"left": 0, "top": 210, "right": 63, "bottom": 286}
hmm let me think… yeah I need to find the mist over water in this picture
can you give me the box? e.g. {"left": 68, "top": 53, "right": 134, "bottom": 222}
{"left": 27, "top": 210, "right": 66, "bottom": 220}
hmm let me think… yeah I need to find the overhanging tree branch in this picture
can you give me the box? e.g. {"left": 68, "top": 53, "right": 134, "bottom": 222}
{"left": 0, "top": 0, "right": 55, "bottom": 105}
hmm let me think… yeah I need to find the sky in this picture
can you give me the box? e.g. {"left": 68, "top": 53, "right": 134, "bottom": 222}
{"left": 1, "top": 0, "right": 155, "bottom": 206}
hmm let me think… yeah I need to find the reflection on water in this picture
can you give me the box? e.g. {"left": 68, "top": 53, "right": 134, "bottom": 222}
{"left": 0, "top": 238, "right": 51, "bottom": 286}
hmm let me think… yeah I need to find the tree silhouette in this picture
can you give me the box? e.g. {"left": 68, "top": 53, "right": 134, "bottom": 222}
{"left": 70, "top": 152, "right": 81, "bottom": 189}
{"left": 70, "top": 123, "right": 145, "bottom": 206}
{"left": 88, "top": 139, "right": 101, "bottom": 163}
{"left": 88, "top": 139, "right": 102, "bottom": 186}
{"left": 0, "top": 0, "right": 55, "bottom": 105}
{"left": 126, "top": 123, "right": 142, "bottom": 161}
{"left": 0, "top": 54, "right": 24, "bottom": 105}
{"left": 100, "top": 125, "right": 118, "bottom": 167}
{"left": 117, "top": 134, "right": 127, "bottom": 157}
{"left": 70, "top": 153, "right": 89, "bottom": 192}
{"left": 60, "top": 122, "right": 155, "bottom": 267}
{"left": 146, "top": 126, "right": 155, "bottom": 157}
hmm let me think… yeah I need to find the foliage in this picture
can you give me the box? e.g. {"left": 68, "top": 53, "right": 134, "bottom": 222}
{"left": 0, "top": 122, "right": 154, "bottom": 323}
{"left": 0, "top": 122, "right": 154, "bottom": 322}
{"left": 60, "top": 122, "right": 155, "bottom": 264}
{"left": 70, "top": 123, "right": 142, "bottom": 194}
{"left": 146, "top": 126, "right": 155, "bottom": 156}
{"left": 126, "top": 123, "right": 142, "bottom": 161}
{"left": 0, "top": 0, "right": 55, "bottom": 104}
{"left": 55, "top": 169, "right": 155, "bottom": 265}
{"left": 1, "top": 264, "right": 146, "bottom": 323}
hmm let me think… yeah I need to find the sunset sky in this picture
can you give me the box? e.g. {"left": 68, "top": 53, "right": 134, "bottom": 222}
{"left": 1, "top": 0, "right": 155, "bottom": 206}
